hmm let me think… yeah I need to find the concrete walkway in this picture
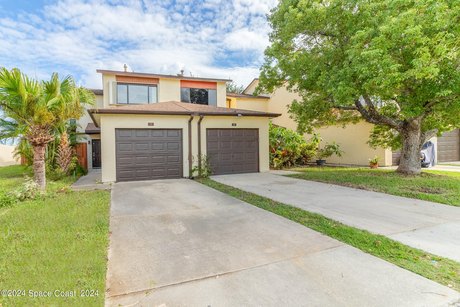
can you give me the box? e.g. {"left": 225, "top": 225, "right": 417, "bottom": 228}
{"left": 71, "top": 169, "right": 111, "bottom": 190}
{"left": 106, "top": 179, "right": 459, "bottom": 306}
{"left": 212, "top": 173, "right": 460, "bottom": 262}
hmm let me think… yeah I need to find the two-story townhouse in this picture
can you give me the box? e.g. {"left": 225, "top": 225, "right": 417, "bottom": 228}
{"left": 232, "top": 79, "right": 459, "bottom": 166}
{"left": 78, "top": 70, "right": 279, "bottom": 183}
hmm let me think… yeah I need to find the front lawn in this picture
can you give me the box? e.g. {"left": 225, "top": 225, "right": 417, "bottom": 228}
{"left": 289, "top": 167, "right": 460, "bottom": 206}
{"left": 199, "top": 178, "right": 460, "bottom": 292}
{"left": 0, "top": 165, "right": 110, "bottom": 307}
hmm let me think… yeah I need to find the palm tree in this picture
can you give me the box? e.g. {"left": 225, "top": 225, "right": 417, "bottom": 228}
{"left": 0, "top": 68, "right": 94, "bottom": 189}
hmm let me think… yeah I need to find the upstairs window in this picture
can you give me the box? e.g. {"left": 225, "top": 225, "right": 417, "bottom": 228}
{"left": 117, "top": 83, "right": 157, "bottom": 104}
{"left": 181, "top": 88, "right": 217, "bottom": 105}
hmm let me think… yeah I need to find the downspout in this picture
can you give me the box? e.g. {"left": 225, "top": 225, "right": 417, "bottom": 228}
{"left": 188, "top": 115, "right": 194, "bottom": 178}
{"left": 197, "top": 115, "right": 204, "bottom": 175}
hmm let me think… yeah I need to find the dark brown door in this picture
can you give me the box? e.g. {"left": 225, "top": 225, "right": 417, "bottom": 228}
{"left": 115, "top": 129, "right": 182, "bottom": 182}
{"left": 92, "top": 140, "right": 101, "bottom": 168}
{"left": 438, "top": 129, "right": 460, "bottom": 162}
{"left": 206, "top": 129, "right": 259, "bottom": 175}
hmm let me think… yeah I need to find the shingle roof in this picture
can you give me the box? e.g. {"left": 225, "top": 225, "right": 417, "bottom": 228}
{"left": 89, "top": 101, "right": 280, "bottom": 117}
{"left": 89, "top": 89, "right": 103, "bottom": 95}
{"left": 84, "top": 123, "right": 100, "bottom": 134}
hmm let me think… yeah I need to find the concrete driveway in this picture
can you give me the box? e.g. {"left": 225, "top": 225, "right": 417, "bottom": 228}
{"left": 106, "top": 179, "right": 459, "bottom": 306}
{"left": 213, "top": 172, "right": 460, "bottom": 262}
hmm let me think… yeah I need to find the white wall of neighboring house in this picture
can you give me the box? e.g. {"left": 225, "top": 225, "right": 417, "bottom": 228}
{"left": 0, "top": 144, "right": 18, "bottom": 166}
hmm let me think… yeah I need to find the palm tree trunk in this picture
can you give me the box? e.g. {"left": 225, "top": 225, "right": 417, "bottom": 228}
{"left": 32, "top": 144, "right": 47, "bottom": 190}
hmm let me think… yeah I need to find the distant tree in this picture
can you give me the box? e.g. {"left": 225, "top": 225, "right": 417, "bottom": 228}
{"left": 226, "top": 82, "right": 245, "bottom": 94}
{"left": 0, "top": 68, "right": 94, "bottom": 189}
{"left": 259, "top": 0, "right": 460, "bottom": 175}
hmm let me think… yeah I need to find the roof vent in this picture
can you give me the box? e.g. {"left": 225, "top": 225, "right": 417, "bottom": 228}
{"left": 123, "top": 64, "right": 128, "bottom": 72}
{"left": 178, "top": 69, "right": 184, "bottom": 77}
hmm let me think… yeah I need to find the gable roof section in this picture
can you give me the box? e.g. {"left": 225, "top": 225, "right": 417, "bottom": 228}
{"left": 242, "top": 78, "right": 260, "bottom": 95}
{"left": 96, "top": 69, "right": 231, "bottom": 83}
{"left": 88, "top": 101, "right": 280, "bottom": 127}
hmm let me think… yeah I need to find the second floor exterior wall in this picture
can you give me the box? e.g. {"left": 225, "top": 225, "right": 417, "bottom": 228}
{"left": 98, "top": 70, "right": 228, "bottom": 108}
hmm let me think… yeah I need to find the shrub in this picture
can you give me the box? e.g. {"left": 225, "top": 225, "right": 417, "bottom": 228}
{"left": 9, "top": 176, "right": 41, "bottom": 202}
{"left": 269, "top": 123, "right": 319, "bottom": 169}
{"left": 191, "top": 155, "right": 212, "bottom": 178}
{"left": 316, "top": 142, "right": 344, "bottom": 160}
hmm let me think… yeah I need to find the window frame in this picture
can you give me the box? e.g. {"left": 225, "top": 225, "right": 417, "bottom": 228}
{"left": 116, "top": 82, "right": 158, "bottom": 104}
{"left": 180, "top": 87, "right": 216, "bottom": 105}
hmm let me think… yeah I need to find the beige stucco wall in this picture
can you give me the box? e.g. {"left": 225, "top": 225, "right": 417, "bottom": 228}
{"left": 216, "top": 82, "right": 227, "bottom": 107}
{"left": 0, "top": 144, "right": 18, "bottom": 165}
{"left": 314, "top": 122, "right": 392, "bottom": 166}
{"left": 99, "top": 114, "right": 270, "bottom": 182}
{"left": 158, "top": 79, "right": 181, "bottom": 102}
{"left": 102, "top": 74, "right": 116, "bottom": 107}
{"left": 233, "top": 97, "right": 269, "bottom": 112}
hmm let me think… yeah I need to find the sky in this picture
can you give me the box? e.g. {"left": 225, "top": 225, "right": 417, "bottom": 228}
{"left": 0, "top": 0, "right": 277, "bottom": 89}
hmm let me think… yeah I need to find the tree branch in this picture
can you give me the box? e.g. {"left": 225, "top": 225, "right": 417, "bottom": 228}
{"left": 359, "top": 95, "right": 403, "bottom": 130}
{"left": 333, "top": 105, "right": 358, "bottom": 111}
{"left": 421, "top": 129, "right": 438, "bottom": 143}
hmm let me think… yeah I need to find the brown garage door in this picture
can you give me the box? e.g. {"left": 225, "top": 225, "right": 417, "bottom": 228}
{"left": 438, "top": 129, "right": 460, "bottom": 162}
{"left": 116, "top": 129, "right": 182, "bottom": 182}
{"left": 206, "top": 129, "right": 259, "bottom": 175}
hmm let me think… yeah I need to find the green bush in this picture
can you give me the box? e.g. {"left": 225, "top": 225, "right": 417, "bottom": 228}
{"left": 191, "top": 155, "right": 212, "bottom": 178}
{"left": 10, "top": 176, "right": 42, "bottom": 201}
{"left": 269, "top": 123, "right": 319, "bottom": 169}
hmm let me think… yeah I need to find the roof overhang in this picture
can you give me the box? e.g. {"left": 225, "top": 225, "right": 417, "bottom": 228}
{"left": 88, "top": 106, "right": 281, "bottom": 128}
{"left": 96, "top": 69, "right": 231, "bottom": 83}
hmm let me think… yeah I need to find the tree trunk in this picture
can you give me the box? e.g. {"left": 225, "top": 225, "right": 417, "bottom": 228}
{"left": 33, "top": 144, "right": 47, "bottom": 190}
{"left": 397, "top": 119, "right": 423, "bottom": 175}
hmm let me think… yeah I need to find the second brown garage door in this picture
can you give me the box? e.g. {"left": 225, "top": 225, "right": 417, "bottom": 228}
{"left": 206, "top": 129, "right": 259, "bottom": 175}
{"left": 438, "top": 129, "right": 460, "bottom": 162}
{"left": 116, "top": 129, "right": 183, "bottom": 182}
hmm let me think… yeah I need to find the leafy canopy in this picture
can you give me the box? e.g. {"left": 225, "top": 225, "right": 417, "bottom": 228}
{"left": 259, "top": 0, "right": 460, "bottom": 148}
{"left": 0, "top": 68, "right": 94, "bottom": 142}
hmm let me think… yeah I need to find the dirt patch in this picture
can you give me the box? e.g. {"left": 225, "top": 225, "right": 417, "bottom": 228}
{"left": 412, "top": 186, "right": 446, "bottom": 194}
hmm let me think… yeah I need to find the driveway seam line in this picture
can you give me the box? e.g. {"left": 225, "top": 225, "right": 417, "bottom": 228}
{"left": 107, "top": 244, "right": 345, "bottom": 299}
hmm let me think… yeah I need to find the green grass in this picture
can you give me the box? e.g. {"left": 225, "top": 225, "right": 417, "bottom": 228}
{"left": 199, "top": 178, "right": 460, "bottom": 292}
{"left": 0, "top": 165, "right": 110, "bottom": 307}
{"left": 288, "top": 167, "right": 460, "bottom": 206}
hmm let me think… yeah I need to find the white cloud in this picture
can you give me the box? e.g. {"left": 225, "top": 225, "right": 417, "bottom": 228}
{"left": 0, "top": 0, "right": 277, "bottom": 88}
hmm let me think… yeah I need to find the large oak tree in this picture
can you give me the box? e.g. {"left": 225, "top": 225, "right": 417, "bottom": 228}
{"left": 259, "top": 0, "right": 460, "bottom": 174}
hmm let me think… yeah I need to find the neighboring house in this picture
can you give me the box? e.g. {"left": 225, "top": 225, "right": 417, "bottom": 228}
{"left": 231, "top": 78, "right": 460, "bottom": 166}
{"left": 0, "top": 144, "right": 18, "bottom": 166}
{"left": 78, "top": 70, "right": 279, "bottom": 183}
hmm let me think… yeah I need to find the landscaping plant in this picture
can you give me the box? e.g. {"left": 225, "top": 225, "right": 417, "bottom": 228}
{"left": 0, "top": 68, "right": 94, "bottom": 189}
{"left": 259, "top": 0, "right": 460, "bottom": 175}
{"left": 269, "top": 123, "right": 318, "bottom": 169}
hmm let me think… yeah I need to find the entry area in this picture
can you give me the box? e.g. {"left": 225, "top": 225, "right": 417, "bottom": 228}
{"left": 115, "top": 129, "right": 183, "bottom": 182}
{"left": 206, "top": 128, "right": 259, "bottom": 175}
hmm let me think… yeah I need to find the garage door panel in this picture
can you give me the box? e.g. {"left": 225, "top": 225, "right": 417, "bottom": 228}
{"left": 116, "top": 129, "right": 182, "bottom": 182}
{"left": 207, "top": 129, "right": 259, "bottom": 175}
{"left": 438, "top": 129, "right": 460, "bottom": 162}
